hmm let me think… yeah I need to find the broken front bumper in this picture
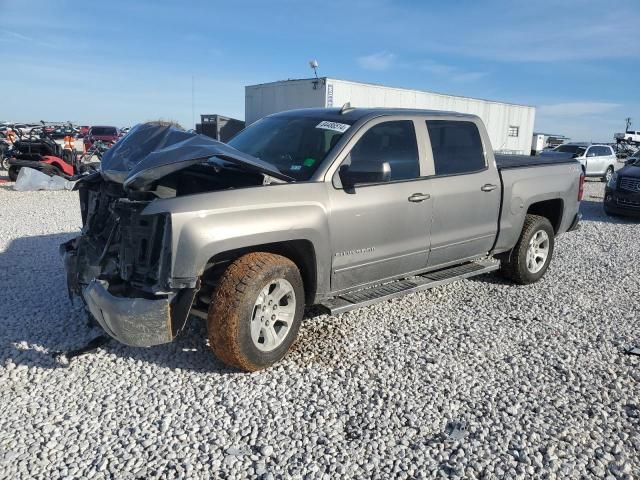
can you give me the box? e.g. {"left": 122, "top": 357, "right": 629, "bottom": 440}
{"left": 83, "top": 279, "right": 173, "bottom": 347}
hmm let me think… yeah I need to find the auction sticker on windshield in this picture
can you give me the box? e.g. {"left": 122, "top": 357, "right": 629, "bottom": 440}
{"left": 316, "top": 121, "right": 350, "bottom": 133}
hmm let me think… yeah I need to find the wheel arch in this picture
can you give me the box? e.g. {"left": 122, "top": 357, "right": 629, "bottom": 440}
{"left": 526, "top": 198, "right": 564, "bottom": 234}
{"left": 202, "top": 240, "right": 319, "bottom": 305}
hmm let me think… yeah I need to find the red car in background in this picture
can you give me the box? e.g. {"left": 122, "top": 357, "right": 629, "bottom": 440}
{"left": 78, "top": 126, "right": 90, "bottom": 138}
{"left": 83, "top": 126, "right": 119, "bottom": 150}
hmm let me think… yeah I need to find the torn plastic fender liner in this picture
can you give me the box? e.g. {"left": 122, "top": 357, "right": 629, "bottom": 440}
{"left": 99, "top": 123, "right": 293, "bottom": 191}
{"left": 83, "top": 279, "right": 173, "bottom": 347}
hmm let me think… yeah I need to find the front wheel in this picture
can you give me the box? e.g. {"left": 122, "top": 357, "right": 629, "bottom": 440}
{"left": 207, "top": 252, "right": 304, "bottom": 371}
{"left": 500, "top": 214, "right": 555, "bottom": 285}
{"left": 602, "top": 166, "right": 614, "bottom": 183}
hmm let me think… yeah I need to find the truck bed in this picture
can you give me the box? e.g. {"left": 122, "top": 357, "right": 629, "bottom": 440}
{"left": 495, "top": 153, "right": 577, "bottom": 170}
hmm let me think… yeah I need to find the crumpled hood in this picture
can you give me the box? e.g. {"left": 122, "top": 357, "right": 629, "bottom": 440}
{"left": 100, "top": 123, "right": 292, "bottom": 190}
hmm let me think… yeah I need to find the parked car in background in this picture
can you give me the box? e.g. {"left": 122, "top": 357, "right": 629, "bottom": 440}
{"left": 83, "top": 126, "right": 119, "bottom": 150}
{"left": 542, "top": 143, "right": 616, "bottom": 182}
{"left": 615, "top": 130, "right": 640, "bottom": 145}
{"left": 604, "top": 151, "right": 640, "bottom": 217}
{"left": 62, "top": 110, "right": 583, "bottom": 371}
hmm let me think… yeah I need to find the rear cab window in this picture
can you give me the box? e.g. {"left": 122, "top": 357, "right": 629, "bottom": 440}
{"left": 426, "top": 120, "right": 486, "bottom": 175}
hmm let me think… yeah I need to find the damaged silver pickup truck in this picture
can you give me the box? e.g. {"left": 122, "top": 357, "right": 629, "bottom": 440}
{"left": 62, "top": 109, "right": 583, "bottom": 371}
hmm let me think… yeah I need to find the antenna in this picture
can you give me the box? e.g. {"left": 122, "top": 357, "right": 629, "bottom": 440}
{"left": 340, "top": 102, "right": 355, "bottom": 114}
{"left": 309, "top": 59, "right": 319, "bottom": 79}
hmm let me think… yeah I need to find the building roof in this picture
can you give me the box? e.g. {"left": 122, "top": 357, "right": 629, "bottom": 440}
{"left": 246, "top": 77, "right": 534, "bottom": 109}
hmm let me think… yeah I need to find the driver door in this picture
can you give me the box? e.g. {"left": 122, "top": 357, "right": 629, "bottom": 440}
{"left": 327, "top": 119, "right": 432, "bottom": 292}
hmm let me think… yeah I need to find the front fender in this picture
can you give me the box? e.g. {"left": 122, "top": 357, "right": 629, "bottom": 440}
{"left": 143, "top": 183, "right": 332, "bottom": 295}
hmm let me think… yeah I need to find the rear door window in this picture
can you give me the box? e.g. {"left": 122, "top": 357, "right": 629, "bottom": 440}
{"left": 426, "top": 120, "right": 485, "bottom": 176}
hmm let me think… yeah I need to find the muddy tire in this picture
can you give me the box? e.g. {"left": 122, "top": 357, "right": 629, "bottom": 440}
{"left": 207, "top": 252, "right": 304, "bottom": 371}
{"left": 500, "top": 214, "right": 555, "bottom": 285}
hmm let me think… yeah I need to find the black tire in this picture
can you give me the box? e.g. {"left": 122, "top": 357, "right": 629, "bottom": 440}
{"left": 207, "top": 252, "right": 304, "bottom": 371}
{"left": 602, "top": 166, "right": 614, "bottom": 183}
{"left": 500, "top": 214, "right": 555, "bottom": 285}
{"left": 8, "top": 166, "right": 19, "bottom": 181}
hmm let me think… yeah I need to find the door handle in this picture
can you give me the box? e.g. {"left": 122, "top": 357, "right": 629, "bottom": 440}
{"left": 408, "top": 193, "right": 430, "bottom": 202}
{"left": 481, "top": 184, "right": 497, "bottom": 192}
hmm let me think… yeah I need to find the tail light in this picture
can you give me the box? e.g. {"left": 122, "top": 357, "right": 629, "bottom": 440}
{"left": 578, "top": 172, "right": 585, "bottom": 201}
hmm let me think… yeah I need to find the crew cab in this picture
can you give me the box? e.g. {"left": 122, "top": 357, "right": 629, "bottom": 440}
{"left": 62, "top": 109, "right": 583, "bottom": 371}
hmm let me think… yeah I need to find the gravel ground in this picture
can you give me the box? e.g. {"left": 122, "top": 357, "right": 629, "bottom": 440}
{"left": 0, "top": 180, "right": 639, "bottom": 479}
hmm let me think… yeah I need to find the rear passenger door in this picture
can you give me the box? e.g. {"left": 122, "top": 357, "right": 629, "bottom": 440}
{"left": 603, "top": 146, "right": 616, "bottom": 171}
{"left": 584, "top": 146, "right": 601, "bottom": 175}
{"left": 425, "top": 119, "right": 501, "bottom": 268}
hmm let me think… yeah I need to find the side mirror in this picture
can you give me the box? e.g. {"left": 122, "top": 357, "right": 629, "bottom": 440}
{"left": 339, "top": 161, "right": 391, "bottom": 189}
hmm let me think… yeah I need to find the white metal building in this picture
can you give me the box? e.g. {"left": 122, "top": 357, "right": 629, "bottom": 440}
{"left": 245, "top": 77, "right": 536, "bottom": 155}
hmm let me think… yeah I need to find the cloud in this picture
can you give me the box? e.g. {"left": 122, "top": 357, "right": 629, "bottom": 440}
{"left": 0, "top": 30, "right": 33, "bottom": 42}
{"left": 357, "top": 51, "right": 395, "bottom": 71}
{"left": 538, "top": 102, "right": 621, "bottom": 117}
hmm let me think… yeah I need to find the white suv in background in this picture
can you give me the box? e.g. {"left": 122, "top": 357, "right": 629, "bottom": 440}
{"left": 548, "top": 143, "right": 617, "bottom": 182}
{"left": 615, "top": 130, "right": 640, "bottom": 144}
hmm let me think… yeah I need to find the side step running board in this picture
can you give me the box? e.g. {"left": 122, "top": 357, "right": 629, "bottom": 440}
{"left": 320, "top": 258, "right": 500, "bottom": 315}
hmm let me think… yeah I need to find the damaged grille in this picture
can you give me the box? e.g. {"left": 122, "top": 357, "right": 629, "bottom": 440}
{"left": 73, "top": 180, "right": 171, "bottom": 293}
{"left": 114, "top": 201, "right": 170, "bottom": 288}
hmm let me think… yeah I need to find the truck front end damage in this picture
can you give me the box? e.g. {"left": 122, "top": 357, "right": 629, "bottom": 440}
{"left": 61, "top": 175, "right": 196, "bottom": 346}
{"left": 61, "top": 123, "right": 291, "bottom": 347}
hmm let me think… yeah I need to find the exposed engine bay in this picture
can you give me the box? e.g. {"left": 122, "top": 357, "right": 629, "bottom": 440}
{"left": 61, "top": 123, "right": 288, "bottom": 346}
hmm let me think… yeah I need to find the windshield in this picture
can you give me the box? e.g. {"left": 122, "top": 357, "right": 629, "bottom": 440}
{"left": 228, "top": 116, "right": 353, "bottom": 181}
{"left": 91, "top": 127, "right": 117, "bottom": 136}
{"left": 554, "top": 144, "right": 585, "bottom": 154}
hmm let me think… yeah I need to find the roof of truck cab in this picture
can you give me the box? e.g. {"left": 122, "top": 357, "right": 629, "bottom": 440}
{"left": 267, "top": 107, "right": 478, "bottom": 122}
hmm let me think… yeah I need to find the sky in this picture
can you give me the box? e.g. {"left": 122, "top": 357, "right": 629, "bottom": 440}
{"left": 1, "top": 0, "right": 638, "bottom": 142}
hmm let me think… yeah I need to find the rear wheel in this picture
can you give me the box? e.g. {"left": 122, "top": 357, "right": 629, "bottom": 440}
{"left": 207, "top": 252, "right": 304, "bottom": 371}
{"left": 500, "top": 214, "right": 555, "bottom": 285}
{"left": 602, "top": 166, "right": 614, "bottom": 183}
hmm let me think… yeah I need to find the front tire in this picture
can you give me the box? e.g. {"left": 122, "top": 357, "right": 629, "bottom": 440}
{"left": 207, "top": 252, "right": 305, "bottom": 371}
{"left": 500, "top": 214, "right": 555, "bottom": 285}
